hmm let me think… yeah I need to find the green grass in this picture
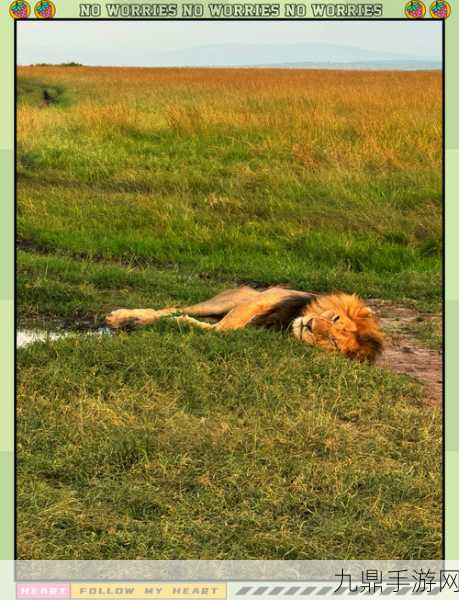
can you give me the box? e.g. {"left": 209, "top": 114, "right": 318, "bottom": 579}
{"left": 16, "top": 66, "right": 443, "bottom": 559}
{"left": 17, "top": 67, "right": 442, "bottom": 310}
{"left": 17, "top": 75, "right": 72, "bottom": 108}
{"left": 17, "top": 325, "right": 441, "bottom": 559}
{"left": 404, "top": 318, "right": 443, "bottom": 352}
{"left": 17, "top": 250, "right": 224, "bottom": 320}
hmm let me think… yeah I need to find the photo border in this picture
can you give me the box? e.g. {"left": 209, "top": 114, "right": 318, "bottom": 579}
{"left": 9, "top": 15, "right": 447, "bottom": 583}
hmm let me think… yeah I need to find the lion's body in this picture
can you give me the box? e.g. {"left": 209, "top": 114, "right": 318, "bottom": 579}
{"left": 106, "top": 286, "right": 383, "bottom": 362}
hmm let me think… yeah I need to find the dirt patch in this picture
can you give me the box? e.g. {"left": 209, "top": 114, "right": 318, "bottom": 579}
{"left": 368, "top": 300, "right": 443, "bottom": 405}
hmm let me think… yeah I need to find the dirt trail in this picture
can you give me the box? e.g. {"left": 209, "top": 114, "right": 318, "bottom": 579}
{"left": 368, "top": 300, "right": 443, "bottom": 405}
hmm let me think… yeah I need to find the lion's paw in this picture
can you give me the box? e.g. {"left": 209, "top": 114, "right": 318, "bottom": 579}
{"left": 105, "top": 308, "right": 166, "bottom": 329}
{"left": 105, "top": 309, "right": 135, "bottom": 329}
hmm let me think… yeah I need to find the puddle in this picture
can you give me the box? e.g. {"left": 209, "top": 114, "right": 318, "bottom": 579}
{"left": 17, "top": 325, "right": 112, "bottom": 348}
{"left": 17, "top": 329, "right": 68, "bottom": 347}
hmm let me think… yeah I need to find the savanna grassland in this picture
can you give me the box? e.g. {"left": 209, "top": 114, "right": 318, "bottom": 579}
{"left": 17, "top": 66, "right": 442, "bottom": 560}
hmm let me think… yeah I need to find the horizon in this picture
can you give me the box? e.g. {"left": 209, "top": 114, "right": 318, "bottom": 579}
{"left": 17, "top": 64, "right": 442, "bottom": 71}
{"left": 17, "top": 21, "right": 442, "bottom": 68}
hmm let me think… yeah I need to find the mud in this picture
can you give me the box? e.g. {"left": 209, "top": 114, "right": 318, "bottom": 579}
{"left": 368, "top": 300, "right": 443, "bottom": 405}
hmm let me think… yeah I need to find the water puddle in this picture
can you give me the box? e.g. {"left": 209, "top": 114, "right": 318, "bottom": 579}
{"left": 17, "top": 329, "right": 67, "bottom": 347}
{"left": 17, "top": 324, "right": 112, "bottom": 348}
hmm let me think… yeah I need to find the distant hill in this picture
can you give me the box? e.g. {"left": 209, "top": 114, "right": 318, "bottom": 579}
{"left": 254, "top": 60, "right": 441, "bottom": 70}
{"left": 153, "top": 42, "right": 439, "bottom": 69}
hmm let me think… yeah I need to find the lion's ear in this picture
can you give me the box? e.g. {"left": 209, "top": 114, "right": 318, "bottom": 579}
{"left": 359, "top": 307, "right": 374, "bottom": 318}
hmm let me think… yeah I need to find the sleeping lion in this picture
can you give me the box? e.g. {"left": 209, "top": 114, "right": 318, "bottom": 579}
{"left": 105, "top": 286, "right": 383, "bottom": 362}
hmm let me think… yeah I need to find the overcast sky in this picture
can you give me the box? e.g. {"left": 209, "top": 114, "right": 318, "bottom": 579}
{"left": 17, "top": 21, "right": 442, "bottom": 66}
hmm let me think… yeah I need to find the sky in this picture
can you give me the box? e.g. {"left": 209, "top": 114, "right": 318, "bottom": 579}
{"left": 17, "top": 21, "right": 442, "bottom": 67}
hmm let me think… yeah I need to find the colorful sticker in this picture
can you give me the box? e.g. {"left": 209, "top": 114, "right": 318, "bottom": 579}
{"left": 34, "top": 0, "right": 56, "bottom": 18}
{"left": 9, "top": 0, "right": 31, "bottom": 18}
{"left": 404, "top": 0, "right": 427, "bottom": 17}
{"left": 430, "top": 0, "right": 451, "bottom": 18}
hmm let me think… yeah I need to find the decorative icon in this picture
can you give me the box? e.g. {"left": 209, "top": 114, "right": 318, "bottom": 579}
{"left": 34, "top": 0, "right": 56, "bottom": 18}
{"left": 9, "top": 0, "right": 31, "bottom": 18}
{"left": 404, "top": 0, "right": 426, "bottom": 17}
{"left": 430, "top": 0, "right": 451, "bottom": 18}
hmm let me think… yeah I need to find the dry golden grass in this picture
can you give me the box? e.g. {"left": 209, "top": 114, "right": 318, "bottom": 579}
{"left": 18, "top": 67, "right": 441, "bottom": 177}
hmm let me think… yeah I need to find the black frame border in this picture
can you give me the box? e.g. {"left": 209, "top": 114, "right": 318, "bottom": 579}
{"left": 13, "top": 16, "right": 447, "bottom": 579}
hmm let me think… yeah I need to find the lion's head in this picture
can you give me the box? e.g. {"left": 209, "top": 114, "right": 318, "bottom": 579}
{"left": 291, "top": 293, "right": 383, "bottom": 362}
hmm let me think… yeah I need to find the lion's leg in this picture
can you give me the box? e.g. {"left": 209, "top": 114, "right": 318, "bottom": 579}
{"left": 177, "top": 301, "right": 266, "bottom": 332}
{"left": 174, "top": 315, "right": 215, "bottom": 330}
{"left": 182, "top": 286, "right": 260, "bottom": 317}
{"left": 105, "top": 307, "right": 179, "bottom": 329}
{"left": 214, "top": 300, "right": 270, "bottom": 331}
{"left": 105, "top": 287, "right": 261, "bottom": 330}
{"left": 213, "top": 288, "right": 312, "bottom": 331}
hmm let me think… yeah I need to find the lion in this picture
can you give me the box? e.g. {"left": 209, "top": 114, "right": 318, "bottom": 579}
{"left": 105, "top": 286, "right": 383, "bottom": 362}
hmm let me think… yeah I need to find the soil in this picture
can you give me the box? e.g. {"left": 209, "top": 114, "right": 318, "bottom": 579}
{"left": 368, "top": 300, "right": 443, "bottom": 406}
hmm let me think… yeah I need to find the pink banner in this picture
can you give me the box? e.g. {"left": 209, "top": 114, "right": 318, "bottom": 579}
{"left": 16, "top": 583, "right": 70, "bottom": 599}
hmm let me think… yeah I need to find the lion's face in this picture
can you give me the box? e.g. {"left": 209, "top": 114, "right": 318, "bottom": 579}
{"left": 291, "top": 294, "right": 383, "bottom": 362}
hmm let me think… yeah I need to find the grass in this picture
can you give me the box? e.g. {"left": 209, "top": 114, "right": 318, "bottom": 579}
{"left": 17, "top": 67, "right": 442, "bottom": 311}
{"left": 404, "top": 317, "right": 443, "bottom": 352}
{"left": 16, "top": 66, "right": 442, "bottom": 559}
{"left": 18, "top": 326, "right": 440, "bottom": 560}
{"left": 17, "top": 75, "right": 71, "bottom": 108}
